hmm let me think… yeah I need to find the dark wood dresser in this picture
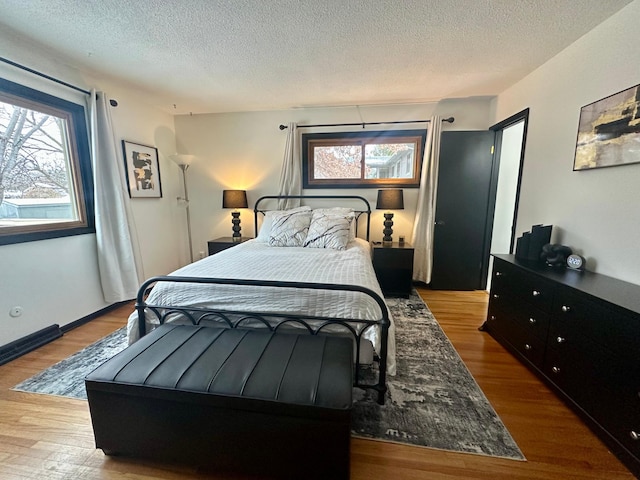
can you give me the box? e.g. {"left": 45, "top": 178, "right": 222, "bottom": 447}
{"left": 484, "top": 254, "right": 640, "bottom": 477}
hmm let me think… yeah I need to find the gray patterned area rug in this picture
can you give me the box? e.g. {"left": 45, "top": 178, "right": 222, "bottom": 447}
{"left": 13, "top": 291, "right": 524, "bottom": 461}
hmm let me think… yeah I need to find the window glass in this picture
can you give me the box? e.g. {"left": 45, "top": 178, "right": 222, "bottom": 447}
{"left": 302, "top": 130, "right": 426, "bottom": 188}
{"left": 0, "top": 78, "right": 94, "bottom": 245}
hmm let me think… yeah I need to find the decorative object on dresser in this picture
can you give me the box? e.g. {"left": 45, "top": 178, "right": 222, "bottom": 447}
{"left": 376, "top": 189, "right": 404, "bottom": 245}
{"left": 566, "top": 253, "right": 586, "bottom": 270}
{"left": 372, "top": 242, "right": 414, "bottom": 298}
{"left": 483, "top": 254, "right": 640, "bottom": 477}
{"left": 514, "top": 224, "right": 552, "bottom": 261}
{"left": 540, "top": 243, "right": 572, "bottom": 267}
{"left": 207, "top": 236, "right": 252, "bottom": 255}
{"left": 170, "top": 154, "right": 197, "bottom": 262}
{"left": 222, "top": 189, "right": 248, "bottom": 240}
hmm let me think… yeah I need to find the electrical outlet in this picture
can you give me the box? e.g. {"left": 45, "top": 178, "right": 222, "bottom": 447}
{"left": 9, "top": 306, "right": 23, "bottom": 317}
{"left": 199, "top": 251, "right": 205, "bottom": 259}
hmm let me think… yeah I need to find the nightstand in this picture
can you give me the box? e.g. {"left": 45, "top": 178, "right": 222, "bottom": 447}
{"left": 372, "top": 242, "right": 414, "bottom": 298}
{"left": 207, "top": 237, "right": 253, "bottom": 255}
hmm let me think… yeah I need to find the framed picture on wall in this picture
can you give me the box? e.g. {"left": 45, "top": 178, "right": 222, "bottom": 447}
{"left": 122, "top": 140, "right": 163, "bottom": 198}
{"left": 574, "top": 83, "right": 640, "bottom": 171}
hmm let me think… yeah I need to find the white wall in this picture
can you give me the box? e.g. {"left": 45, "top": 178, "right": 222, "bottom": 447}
{"left": 0, "top": 31, "right": 181, "bottom": 346}
{"left": 174, "top": 98, "right": 493, "bottom": 255}
{"left": 492, "top": 0, "right": 640, "bottom": 285}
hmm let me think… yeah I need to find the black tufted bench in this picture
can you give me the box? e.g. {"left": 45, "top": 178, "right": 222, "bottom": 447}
{"left": 85, "top": 324, "right": 353, "bottom": 479}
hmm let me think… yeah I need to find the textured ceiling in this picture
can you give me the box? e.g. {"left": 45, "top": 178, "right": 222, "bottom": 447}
{"left": 0, "top": 0, "right": 633, "bottom": 114}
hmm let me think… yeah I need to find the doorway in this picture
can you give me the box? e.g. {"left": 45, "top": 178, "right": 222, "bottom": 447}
{"left": 484, "top": 109, "right": 529, "bottom": 289}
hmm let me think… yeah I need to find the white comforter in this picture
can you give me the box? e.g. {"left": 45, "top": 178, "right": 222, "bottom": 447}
{"left": 127, "top": 238, "right": 396, "bottom": 375}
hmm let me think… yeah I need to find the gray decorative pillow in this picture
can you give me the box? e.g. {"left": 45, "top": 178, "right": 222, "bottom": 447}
{"left": 268, "top": 209, "right": 312, "bottom": 247}
{"left": 256, "top": 206, "right": 311, "bottom": 242}
{"left": 312, "top": 208, "right": 356, "bottom": 240}
{"left": 304, "top": 211, "right": 353, "bottom": 250}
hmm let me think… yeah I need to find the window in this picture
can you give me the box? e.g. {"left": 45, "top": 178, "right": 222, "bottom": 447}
{"left": 0, "top": 78, "right": 94, "bottom": 245}
{"left": 302, "top": 129, "right": 426, "bottom": 188}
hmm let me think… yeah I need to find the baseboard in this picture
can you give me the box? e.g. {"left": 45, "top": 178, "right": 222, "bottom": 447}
{"left": 60, "top": 300, "right": 131, "bottom": 333}
{"left": 0, "top": 300, "right": 132, "bottom": 366}
{"left": 0, "top": 324, "right": 62, "bottom": 366}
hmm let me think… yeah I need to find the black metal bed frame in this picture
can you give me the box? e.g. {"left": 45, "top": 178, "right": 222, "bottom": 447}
{"left": 254, "top": 194, "right": 371, "bottom": 241}
{"left": 136, "top": 276, "right": 390, "bottom": 404}
{"left": 135, "top": 195, "right": 389, "bottom": 404}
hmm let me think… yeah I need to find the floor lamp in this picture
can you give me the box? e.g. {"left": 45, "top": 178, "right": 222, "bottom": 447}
{"left": 170, "top": 154, "right": 197, "bottom": 263}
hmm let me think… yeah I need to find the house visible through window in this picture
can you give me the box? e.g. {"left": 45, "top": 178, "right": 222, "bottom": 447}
{"left": 302, "top": 129, "right": 426, "bottom": 188}
{"left": 0, "top": 78, "right": 94, "bottom": 245}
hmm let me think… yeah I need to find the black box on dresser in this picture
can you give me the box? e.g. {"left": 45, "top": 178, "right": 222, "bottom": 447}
{"left": 485, "top": 254, "right": 640, "bottom": 478}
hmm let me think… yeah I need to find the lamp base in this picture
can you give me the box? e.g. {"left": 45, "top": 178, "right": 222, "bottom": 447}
{"left": 231, "top": 211, "right": 241, "bottom": 239}
{"left": 382, "top": 213, "right": 394, "bottom": 245}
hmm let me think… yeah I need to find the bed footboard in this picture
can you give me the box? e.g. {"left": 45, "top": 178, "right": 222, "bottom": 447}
{"left": 135, "top": 276, "right": 390, "bottom": 404}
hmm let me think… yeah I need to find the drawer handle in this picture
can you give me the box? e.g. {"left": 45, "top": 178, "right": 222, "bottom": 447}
{"left": 490, "top": 315, "right": 496, "bottom": 321}
{"left": 556, "top": 337, "right": 566, "bottom": 344}
{"left": 495, "top": 271, "right": 503, "bottom": 277}
{"left": 529, "top": 317, "right": 537, "bottom": 325}
{"left": 631, "top": 431, "right": 639, "bottom": 441}
{"left": 552, "top": 366, "right": 561, "bottom": 374}
{"left": 493, "top": 294, "right": 500, "bottom": 299}
{"left": 532, "top": 290, "right": 541, "bottom": 297}
{"left": 524, "top": 344, "right": 532, "bottom": 350}
{"left": 561, "top": 305, "right": 571, "bottom": 313}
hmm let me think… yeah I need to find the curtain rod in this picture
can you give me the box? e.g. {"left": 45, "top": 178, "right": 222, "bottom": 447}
{"left": 1, "top": 56, "right": 91, "bottom": 96}
{"left": 278, "top": 117, "right": 454, "bottom": 130}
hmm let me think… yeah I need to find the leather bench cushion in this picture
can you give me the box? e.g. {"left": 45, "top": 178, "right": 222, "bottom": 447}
{"left": 85, "top": 324, "right": 353, "bottom": 421}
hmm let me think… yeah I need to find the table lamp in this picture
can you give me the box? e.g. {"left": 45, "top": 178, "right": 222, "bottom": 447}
{"left": 376, "top": 189, "right": 404, "bottom": 246}
{"left": 222, "top": 190, "right": 248, "bottom": 240}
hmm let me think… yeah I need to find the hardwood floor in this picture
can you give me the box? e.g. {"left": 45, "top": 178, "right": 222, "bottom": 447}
{"left": 0, "top": 290, "right": 634, "bottom": 479}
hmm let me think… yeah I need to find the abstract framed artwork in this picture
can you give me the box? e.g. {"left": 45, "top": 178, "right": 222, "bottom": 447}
{"left": 574, "top": 83, "right": 640, "bottom": 171}
{"left": 122, "top": 140, "right": 163, "bottom": 198}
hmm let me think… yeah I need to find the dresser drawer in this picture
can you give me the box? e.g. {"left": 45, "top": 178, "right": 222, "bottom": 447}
{"left": 488, "top": 296, "right": 550, "bottom": 342}
{"left": 553, "top": 286, "right": 640, "bottom": 361}
{"left": 492, "top": 259, "right": 555, "bottom": 312}
{"left": 545, "top": 342, "right": 640, "bottom": 460}
{"left": 597, "top": 368, "right": 640, "bottom": 461}
{"left": 487, "top": 304, "right": 546, "bottom": 368}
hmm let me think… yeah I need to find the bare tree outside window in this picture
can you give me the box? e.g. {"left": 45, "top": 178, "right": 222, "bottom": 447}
{"left": 0, "top": 77, "right": 93, "bottom": 245}
{"left": 0, "top": 103, "right": 71, "bottom": 202}
{"left": 0, "top": 100, "right": 78, "bottom": 225}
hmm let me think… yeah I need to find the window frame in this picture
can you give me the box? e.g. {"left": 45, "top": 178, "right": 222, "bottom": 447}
{"left": 302, "top": 129, "right": 426, "bottom": 188}
{"left": 0, "top": 77, "right": 95, "bottom": 245}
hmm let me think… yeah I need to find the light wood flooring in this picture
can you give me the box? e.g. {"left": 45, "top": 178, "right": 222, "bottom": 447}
{"left": 0, "top": 289, "right": 634, "bottom": 479}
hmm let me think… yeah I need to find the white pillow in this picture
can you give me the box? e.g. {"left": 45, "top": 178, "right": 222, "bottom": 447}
{"left": 304, "top": 210, "right": 353, "bottom": 250}
{"left": 268, "top": 208, "right": 312, "bottom": 247}
{"left": 312, "top": 208, "right": 356, "bottom": 240}
{"left": 256, "top": 206, "right": 311, "bottom": 242}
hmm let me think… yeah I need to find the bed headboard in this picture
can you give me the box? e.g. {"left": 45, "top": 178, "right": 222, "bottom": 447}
{"left": 253, "top": 195, "right": 371, "bottom": 241}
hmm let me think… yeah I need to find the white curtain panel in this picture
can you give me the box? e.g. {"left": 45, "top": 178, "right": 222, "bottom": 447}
{"left": 277, "top": 122, "right": 301, "bottom": 210}
{"left": 411, "top": 115, "right": 443, "bottom": 284}
{"left": 88, "top": 90, "right": 141, "bottom": 302}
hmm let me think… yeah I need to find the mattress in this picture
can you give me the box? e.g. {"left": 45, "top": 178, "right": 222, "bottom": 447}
{"left": 127, "top": 238, "right": 396, "bottom": 375}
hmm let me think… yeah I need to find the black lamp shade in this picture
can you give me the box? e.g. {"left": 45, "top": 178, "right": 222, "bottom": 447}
{"left": 376, "top": 189, "right": 404, "bottom": 210}
{"left": 222, "top": 190, "right": 248, "bottom": 209}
